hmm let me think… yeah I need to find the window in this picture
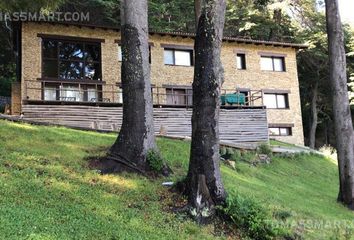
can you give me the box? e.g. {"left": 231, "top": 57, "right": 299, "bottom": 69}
{"left": 44, "top": 84, "right": 58, "bottom": 101}
{"left": 163, "top": 49, "right": 193, "bottom": 66}
{"left": 263, "top": 93, "right": 289, "bottom": 109}
{"left": 236, "top": 53, "right": 246, "bottom": 70}
{"left": 118, "top": 45, "right": 123, "bottom": 61}
{"left": 118, "top": 45, "right": 152, "bottom": 63}
{"left": 43, "top": 83, "right": 102, "bottom": 102}
{"left": 269, "top": 127, "right": 292, "bottom": 136}
{"left": 166, "top": 88, "right": 193, "bottom": 105}
{"left": 260, "top": 56, "right": 285, "bottom": 71}
{"left": 42, "top": 39, "right": 102, "bottom": 80}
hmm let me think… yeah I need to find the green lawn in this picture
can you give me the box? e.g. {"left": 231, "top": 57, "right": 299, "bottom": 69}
{"left": 0, "top": 120, "right": 353, "bottom": 239}
{"left": 270, "top": 139, "right": 296, "bottom": 147}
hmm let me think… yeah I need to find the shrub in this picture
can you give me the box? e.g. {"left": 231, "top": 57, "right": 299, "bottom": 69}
{"left": 230, "top": 150, "right": 242, "bottom": 162}
{"left": 257, "top": 143, "right": 273, "bottom": 156}
{"left": 220, "top": 146, "right": 227, "bottom": 156}
{"left": 226, "top": 147, "right": 235, "bottom": 155}
{"left": 273, "top": 209, "right": 292, "bottom": 221}
{"left": 319, "top": 144, "right": 337, "bottom": 161}
{"left": 241, "top": 151, "right": 256, "bottom": 163}
{"left": 220, "top": 193, "right": 277, "bottom": 240}
{"left": 146, "top": 150, "right": 164, "bottom": 172}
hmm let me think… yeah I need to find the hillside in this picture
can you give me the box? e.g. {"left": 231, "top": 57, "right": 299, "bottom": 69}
{"left": 0, "top": 120, "right": 353, "bottom": 239}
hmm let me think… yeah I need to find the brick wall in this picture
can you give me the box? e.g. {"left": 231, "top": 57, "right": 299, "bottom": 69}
{"left": 11, "top": 82, "right": 21, "bottom": 115}
{"left": 20, "top": 22, "right": 304, "bottom": 145}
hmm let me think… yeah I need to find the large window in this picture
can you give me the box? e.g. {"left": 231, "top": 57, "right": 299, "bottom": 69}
{"left": 269, "top": 127, "right": 292, "bottom": 136}
{"left": 263, "top": 93, "right": 289, "bottom": 109}
{"left": 260, "top": 56, "right": 285, "bottom": 71}
{"left": 43, "top": 83, "right": 103, "bottom": 102}
{"left": 42, "top": 39, "right": 102, "bottom": 81}
{"left": 164, "top": 49, "right": 193, "bottom": 66}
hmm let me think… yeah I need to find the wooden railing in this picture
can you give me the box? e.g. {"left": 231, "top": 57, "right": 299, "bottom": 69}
{"left": 24, "top": 80, "right": 265, "bottom": 107}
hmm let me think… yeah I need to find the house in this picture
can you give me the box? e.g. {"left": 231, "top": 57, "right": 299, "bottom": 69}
{"left": 10, "top": 21, "right": 307, "bottom": 145}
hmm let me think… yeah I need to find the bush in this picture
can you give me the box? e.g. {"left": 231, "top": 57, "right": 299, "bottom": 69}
{"left": 241, "top": 151, "right": 256, "bottom": 163}
{"left": 220, "top": 146, "right": 227, "bottom": 156}
{"left": 220, "top": 193, "right": 277, "bottom": 240}
{"left": 0, "top": 77, "right": 14, "bottom": 97}
{"left": 226, "top": 148, "right": 234, "bottom": 155}
{"left": 319, "top": 144, "right": 337, "bottom": 161}
{"left": 257, "top": 143, "right": 273, "bottom": 156}
{"left": 146, "top": 150, "right": 164, "bottom": 172}
{"left": 230, "top": 150, "right": 242, "bottom": 162}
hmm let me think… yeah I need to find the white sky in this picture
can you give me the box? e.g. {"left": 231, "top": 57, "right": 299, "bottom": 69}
{"left": 338, "top": 0, "right": 354, "bottom": 26}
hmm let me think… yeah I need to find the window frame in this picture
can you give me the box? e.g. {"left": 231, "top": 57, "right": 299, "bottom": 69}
{"left": 236, "top": 53, "right": 247, "bottom": 70}
{"left": 268, "top": 126, "right": 292, "bottom": 136}
{"left": 42, "top": 82, "right": 103, "bottom": 102}
{"left": 260, "top": 56, "right": 286, "bottom": 72}
{"left": 41, "top": 38, "right": 102, "bottom": 81}
{"left": 163, "top": 48, "right": 194, "bottom": 67}
{"left": 263, "top": 92, "right": 289, "bottom": 109}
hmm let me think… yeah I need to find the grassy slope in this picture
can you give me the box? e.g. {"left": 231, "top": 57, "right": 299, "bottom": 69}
{"left": 0, "top": 120, "right": 353, "bottom": 239}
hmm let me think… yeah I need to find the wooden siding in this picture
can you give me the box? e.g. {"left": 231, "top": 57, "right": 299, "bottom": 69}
{"left": 22, "top": 105, "right": 269, "bottom": 143}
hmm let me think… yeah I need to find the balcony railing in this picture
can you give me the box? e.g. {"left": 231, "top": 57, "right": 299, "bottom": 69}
{"left": 24, "top": 80, "right": 265, "bottom": 107}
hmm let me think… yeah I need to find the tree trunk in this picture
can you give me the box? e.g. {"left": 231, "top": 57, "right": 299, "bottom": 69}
{"left": 325, "top": 0, "right": 354, "bottom": 209}
{"left": 309, "top": 79, "right": 319, "bottom": 149}
{"left": 185, "top": 0, "right": 227, "bottom": 222}
{"left": 103, "top": 0, "right": 156, "bottom": 174}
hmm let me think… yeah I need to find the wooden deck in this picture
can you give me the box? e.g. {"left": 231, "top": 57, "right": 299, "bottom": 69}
{"left": 21, "top": 104, "right": 269, "bottom": 143}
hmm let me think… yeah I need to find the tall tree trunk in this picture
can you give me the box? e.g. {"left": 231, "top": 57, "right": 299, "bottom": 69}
{"left": 325, "top": 0, "right": 354, "bottom": 209}
{"left": 185, "top": 0, "right": 227, "bottom": 222}
{"left": 309, "top": 79, "right": 318, "bottom": 149}
{"left": 103, "top": 0, "right": 156, "bottom": 173}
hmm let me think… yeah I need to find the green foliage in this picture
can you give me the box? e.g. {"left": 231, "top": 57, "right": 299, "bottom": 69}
{"left": 220, "top": 146, "right": 227, "bottom": 156}
{"left": 220, "top": 193, "right": 277, "bottom": 240}
{"left": 146, "top": 149, "right": 164, "bottom": 172}
{"left": 0, "top": 77, "right": 14, "bottom": 97}
{"left": 273, "top": 209, "right": 292, "bottom": 221}
{"left": 256, "top": 143, "right": 272, "bottom": 156}
{"left": 0, "top": 0, "right": 65, "bottom": 12}
{"left": 149, "top": 0, "right": 195, "bottom": 32}
{"left": 230, "top": 149, "right": 242, "bottom": 162}
{"left": 240, "top": 151, "right": 257, "bottom": 163}
{"left": 226, "top": 147, "right": 234, "bottom": 156}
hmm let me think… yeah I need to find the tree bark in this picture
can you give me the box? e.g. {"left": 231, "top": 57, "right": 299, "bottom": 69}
{"left": 325, "top": 0, "right": 354, "bottom": 209}
{"left": 103, "top": 0, "right": 156, "bottom": 173}
{"left": 309, "top": 78, "right": 318, "bottom": 149}
{"left": 185, "top": 0, "right": 227, "bottom": 222}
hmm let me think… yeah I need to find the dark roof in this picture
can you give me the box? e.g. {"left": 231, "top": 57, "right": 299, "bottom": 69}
{"left": 30, "top": 21, "right": 308, "bottom": 49}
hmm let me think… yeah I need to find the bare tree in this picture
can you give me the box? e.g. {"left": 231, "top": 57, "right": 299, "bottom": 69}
{"left": 325, "top": 0, "right": 354, "bottom": 209}
{"left": 185, "top": 0, "right": 227, "bottom": 222}
{"left": 102, "top": 0, "right": 156, "bottom": 174}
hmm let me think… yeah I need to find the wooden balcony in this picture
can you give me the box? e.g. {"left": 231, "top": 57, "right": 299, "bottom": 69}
{"left": 23, "top": 80, "right": 265, "bottom": 109}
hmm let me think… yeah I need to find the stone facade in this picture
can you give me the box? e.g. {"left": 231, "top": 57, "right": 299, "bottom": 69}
{"left": 19, "top": 22, "right": 304, "bottom": 145}
{"left": 11, "top": 82, "right": 21, "bottom": 115}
